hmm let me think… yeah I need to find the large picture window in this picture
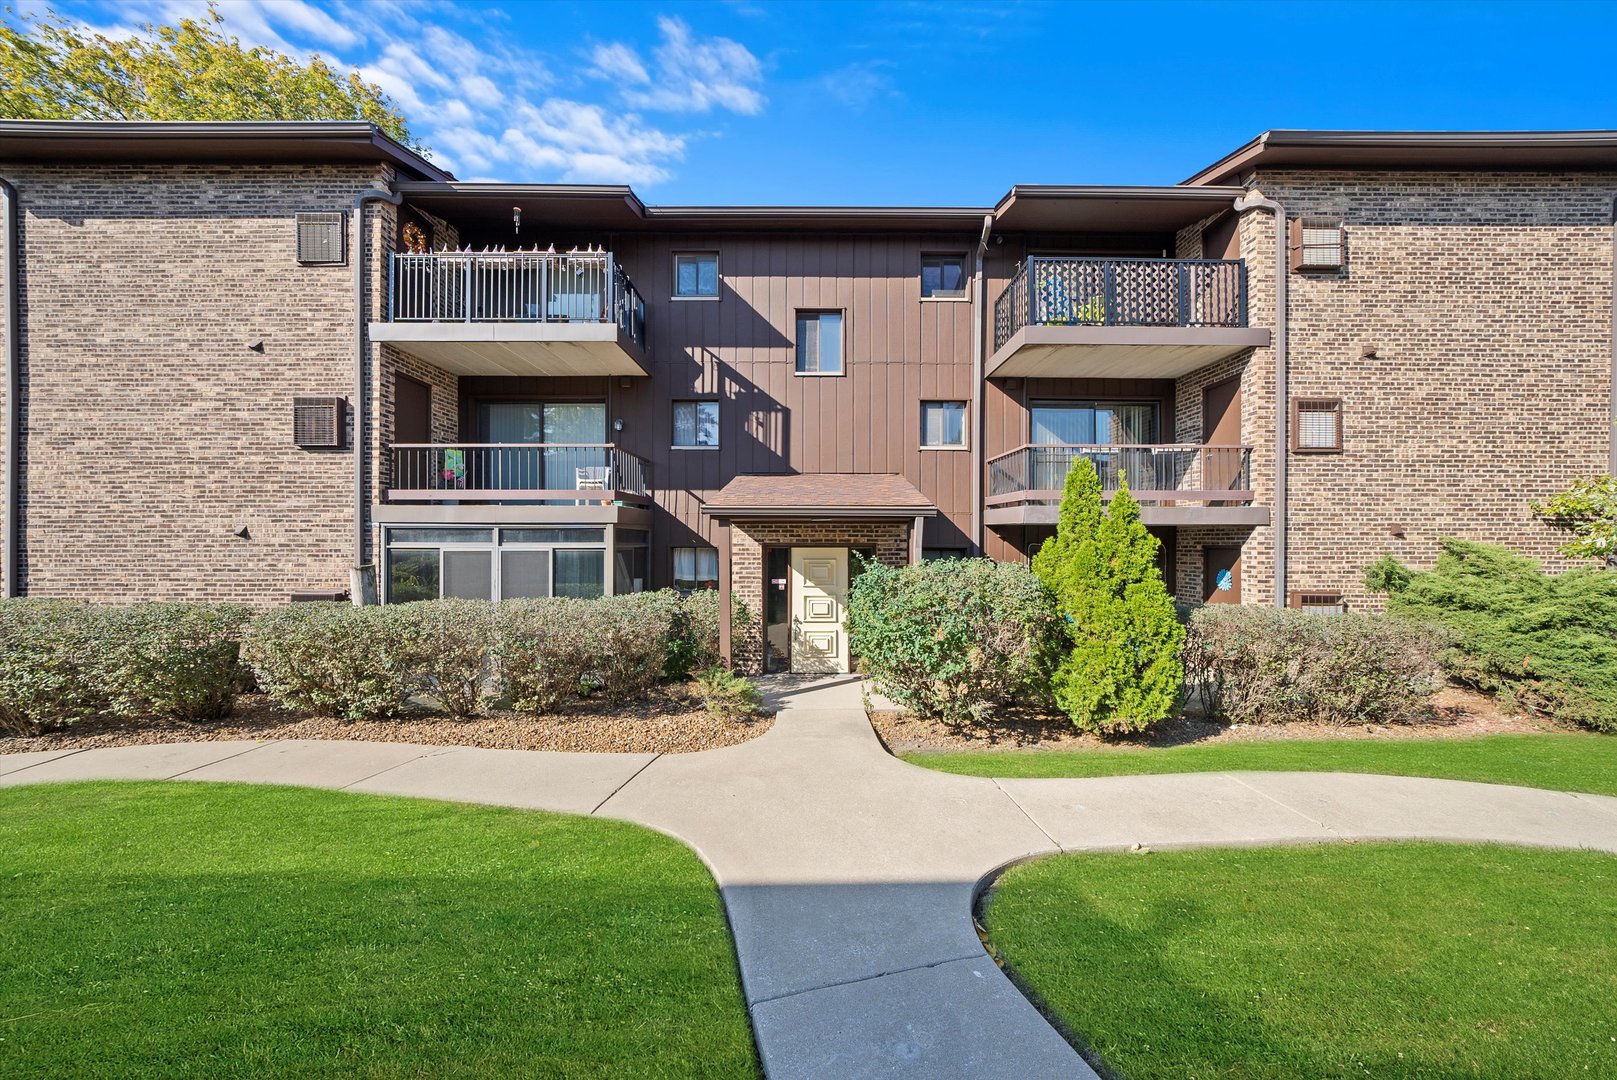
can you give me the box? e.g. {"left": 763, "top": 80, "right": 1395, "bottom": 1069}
{"left": 385, "top": 527, "right": 608, "bottom": 602}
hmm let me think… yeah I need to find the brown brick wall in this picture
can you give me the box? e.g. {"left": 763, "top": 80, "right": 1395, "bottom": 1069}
{"left": 3, "top": 161, "right": 390, "bottom": 603}
{"left": 1252, "top": 169, "right": 1615, "bottom": 609}
{"left": 726, "top": 519, "right": 912, "bottom": 673}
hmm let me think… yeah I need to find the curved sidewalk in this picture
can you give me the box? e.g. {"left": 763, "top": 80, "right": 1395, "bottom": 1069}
{"left": 4, "top": 676, "right": 1615, "bottom": 1080}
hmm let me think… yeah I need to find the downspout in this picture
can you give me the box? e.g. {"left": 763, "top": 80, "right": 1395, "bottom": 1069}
{"left": 1, "top": 178, "right": 17, "bottom": 598}
{"left": 353, "top": 186, "right": 402, "bottom": 594}
{"left": 1232, "top": 190, "right": 1288, "bottom": 607}
{"left": 970, "top": 213, "right": 993, "bottom": 554}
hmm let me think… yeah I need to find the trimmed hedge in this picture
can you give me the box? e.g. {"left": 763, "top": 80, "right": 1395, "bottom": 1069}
{"left": 241, "top": 604, "right": 427, "bottom": 722}
{"left": 1368, "top": 539, "right": 1617, "bottom": 732}
{"left": 1182, "top": 606, "right": 1449, "bottom": 727}
{"left": 495, "top": 592, "right": 684, "bottom": 711}
{"left": 846, "top": 557, "right": 1064, "bottom": 724}
{"left": 0, "top": 600, "right": 251, "bottom": 734}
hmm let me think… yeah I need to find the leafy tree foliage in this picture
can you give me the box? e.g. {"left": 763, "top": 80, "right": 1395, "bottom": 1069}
{"left": 0, "top": 6, "right": 419, "bottom": 150}
{"left": 1033, "top": 459, "right": 1185, "bottom": 733}
{"left": 1368, "top": 538, "right": 1617, "bottom": 732}
{"left": 1531, "top": 476, "right": 1617, "bottom": 567}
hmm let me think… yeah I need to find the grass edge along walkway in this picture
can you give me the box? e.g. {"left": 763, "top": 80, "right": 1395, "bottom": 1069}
{"left": 0, "top": 781, "right": 758, "bottom": 1080}
{"left": 903, "top": 731, "right": 1617, "bottom": 797}
{"left": 981, "top": 841, "right": 1617, "bottom": 1080}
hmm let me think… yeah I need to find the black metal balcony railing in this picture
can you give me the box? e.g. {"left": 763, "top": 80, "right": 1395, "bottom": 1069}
{"left": 986, "top": 444, "right": 1253, "bottom": 505}
{"left": 387, "top": 251, "right": 647, "bottom": 349}
{"left": 388, "top": 443, "right": 650, "bottom": 502}
{"left": 993, "top": 257, "right": 1246, "bottom": 351}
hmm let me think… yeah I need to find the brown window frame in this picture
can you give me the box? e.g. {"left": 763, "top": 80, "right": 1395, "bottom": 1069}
{"left": 794, "top": 309, "right": 846, "bottom": 376}
{"left": 920, "top": 253, "right": 969, "bottom": 300}
{"left": 1289, "top": 216, "right": 1345, "bottom": 272}
{"left": 1291, "top": 397, "right": 1343, "bottom": 453}
{"left": 671, "top": 251, "right": 721, "bottom": 300}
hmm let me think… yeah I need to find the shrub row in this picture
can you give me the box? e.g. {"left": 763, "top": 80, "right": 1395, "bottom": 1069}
{"left": 846, "top": 557, "right": 1065, "bottom": 724}
{"left": 1368, "top": 539, "right": 1617, "bottom": 732}
{"left": 0, "top": 591, "right": 743, "bottom": 733}
{"left": 0, "top": 600, "right": 252, "bottom": 735}
{"left": 1182, "top": 607, "right": 1450, "bottom": 727}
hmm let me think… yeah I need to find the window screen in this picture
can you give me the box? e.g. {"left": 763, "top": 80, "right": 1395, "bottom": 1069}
{"left": 443, "top": 549, "right": 493, "bottom": 600}
{"left": 673, "top": 547, "right": 719, "bottom": 591}
{"left": 674, "top": 253, "right": 719, "bottom": 297}
{"left": 921, "top": 255, "right": 967, "bottom": 298}
{"left": 500, "top": 549, "right": 551, "bottom": 599}
{"left": 1294, "top": 398, "right": 1343, "bottom": 451}
{"left": 554, "top": 549, "right": 605, "bottom": 599}
{"left": 921, "top": 401, "right": 966, "bottom": 447}
{"left": 796, "top": 311, "right": 843, "bottom": 374}
{"left": 673, "top": 401, "right": 720, "bottom": 447}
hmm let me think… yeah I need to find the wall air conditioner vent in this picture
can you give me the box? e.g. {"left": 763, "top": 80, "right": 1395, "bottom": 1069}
{"left": 293, "top": 396, "right": 346, "bottom": 449}
{"left": 295, "top": 211, "right": 346, "bottom": 265}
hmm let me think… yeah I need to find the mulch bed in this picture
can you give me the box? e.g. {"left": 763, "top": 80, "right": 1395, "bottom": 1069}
{"left": 869, "top": 686, "right": 1557, "bottom": 754}
{"left": 2, "top": 689, "right": 774, "bottom": 756}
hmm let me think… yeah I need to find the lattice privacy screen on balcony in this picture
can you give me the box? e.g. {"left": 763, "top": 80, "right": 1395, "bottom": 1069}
{"left": 295, "top": 212, "right": 346, "bottom": 265}
{"left": 293, "top": 396, "right": 346, "bottom": 449}
{"left": 1290, "top": 216, "right": 1345, "bottom": 272}
{"left": 1293, "top": 397, "right": 1343, "bottom": 451}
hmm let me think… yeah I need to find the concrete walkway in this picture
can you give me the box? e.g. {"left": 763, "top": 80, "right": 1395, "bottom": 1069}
{"left": 4, "top": 677, "right": 1616, "bottom": 1079}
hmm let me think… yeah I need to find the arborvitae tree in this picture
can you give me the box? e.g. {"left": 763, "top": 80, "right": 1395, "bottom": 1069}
{"left": 1033, "top": 463, "right": 1185, "bottom": 733}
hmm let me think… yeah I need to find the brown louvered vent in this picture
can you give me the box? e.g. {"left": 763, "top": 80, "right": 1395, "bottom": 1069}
{"left": 1291, "top": 397, "right": 1343, "bottom": 452}
{"left": 295, "top": 212, "right": 346, "bottom": 265}
{"left": 1289, "top": 216, "right": 1345, "bottom": 272}
{"left": 293, "top": 396, "right": 346, "bottom": 449}
{"left": 1289, "top": 590, "right": 1347, "bottom": 614}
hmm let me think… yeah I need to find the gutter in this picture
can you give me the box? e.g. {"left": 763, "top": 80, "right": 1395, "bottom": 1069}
{"left": 1233, "top": 190, "right": 1288, "bottom": 607}
{"left": 1, "top": 178, "right": 16, "bottom": 597}
{"left": 353, "top": 186, "right": 403, "bottom": 593}
{"left": 970, "top": 213, "right": 993, "bottom": 553}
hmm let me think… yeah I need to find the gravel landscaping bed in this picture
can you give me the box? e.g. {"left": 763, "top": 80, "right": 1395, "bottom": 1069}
{"left": 871, "top": 686, "right": 1551, "bottom": 753}
{"left": 2, "top": 689, "right": 774, "bottom": 756}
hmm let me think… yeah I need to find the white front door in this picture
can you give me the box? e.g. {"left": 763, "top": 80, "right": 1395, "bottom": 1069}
{"left": 789, "top": 547, "right": 848, "bottom": 674}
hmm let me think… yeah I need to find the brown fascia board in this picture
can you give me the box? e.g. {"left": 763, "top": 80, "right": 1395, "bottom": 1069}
{"left": 0, "top": 119, "right": 453, "bottom": 181}
{"left": 1184, "top": 128, "right": 1617, "bottom": 186}
{"left": 991, "top": 184, "right": 1248, "bottom": 232}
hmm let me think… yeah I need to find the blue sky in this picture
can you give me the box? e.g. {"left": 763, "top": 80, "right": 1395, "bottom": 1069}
{"left": 26, "top": 0, "right": 1617, "bottom": 203}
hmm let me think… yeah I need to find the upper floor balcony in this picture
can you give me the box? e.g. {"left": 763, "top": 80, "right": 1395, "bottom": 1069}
{"left": 370, "top": 250, "right": 650, "bottom": 377}
{"left": 385, "top": 442, "right": 651, "bottom": 505}
{"left": 988, "top": 257, "right": 1269, "bottom": 380}
{"left": 985, "top": 443, "right": 1268, "bottom": 528}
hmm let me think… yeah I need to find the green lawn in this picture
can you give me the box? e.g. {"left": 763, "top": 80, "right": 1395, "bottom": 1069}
{"left": 904, "top": 731, "right": 1617, "bottom": 796}
{"left": 0, "top": 782, "right": 756, "bottom": 1079}
{"left": 984, "top": 843, "right": 1617, "bottom": 1079}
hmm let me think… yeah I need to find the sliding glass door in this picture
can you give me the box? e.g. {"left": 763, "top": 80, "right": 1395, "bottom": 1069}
{"left": 478, "top": 401, "right": 606, "bottom": 494}
{"left": 1030, "top": 402, "right": 1160, "bottom": 493}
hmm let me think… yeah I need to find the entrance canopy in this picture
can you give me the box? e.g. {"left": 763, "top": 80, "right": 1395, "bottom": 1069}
{"left": 701, "top": 473, "right": 938, "bottom": 519}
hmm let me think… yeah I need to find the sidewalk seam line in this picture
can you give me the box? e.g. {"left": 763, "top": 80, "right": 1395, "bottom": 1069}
{"left": 589, "top": 753, "right": 662, "bottom": 815}
{"left": 1567, "top": 791, "right": 1617, "bottom": 819}
{"left": 1228, "top": 773, "right": 1342, "bottom": 836}
{"left": 166, "top": 740, "right": 283, "bottom": 780}
{"left": 338, "top": 747, "right": 454, "bottom": 791}
{"left": 993, "top": 778, "right": 1064, "bottom": 852}
{"left": 0, "top": 746, "right": 90, "bottom": 777}
{"left": 748, "top": 950, "right": 985, "bottom": 1008}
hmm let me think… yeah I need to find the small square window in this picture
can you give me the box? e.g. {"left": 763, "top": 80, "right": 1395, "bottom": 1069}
{"left": 921, "top": 254, "right": 967, "bottom": 299}
{"left": 674, "top": 252, "right": 719, "bottom": 298}
{"left": 673, "top": 546, "right": 719, "bottom": 591}
{"left": 922, "top": 548, "right": 968, "bottom": 561}
{"left": 921, "top": 401, "right": 967, "bottom": 447}
{"left": 1293, "top": 397, "right": 1343, "bottom": 452}
{"left": 795, "top": 310, "right": 843, "bottom": 374}
{"left": 673, "top": 400, "right": 720, "bottom": 448}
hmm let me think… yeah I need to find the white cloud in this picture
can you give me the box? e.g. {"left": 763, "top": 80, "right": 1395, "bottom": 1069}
{"left": 60, "top": 0, "right": 761, "bottom": 187}
{"left": 592, "top": 17, "right": 765, "bottom": 116}
{"left": 819, "top": 61, "right": 899, "bottom": 110}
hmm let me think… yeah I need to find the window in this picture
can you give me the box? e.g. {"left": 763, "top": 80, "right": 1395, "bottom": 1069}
{"left": 673, "top": 547, "right": 719, "bottom": 591}
{"left": 795, "top": 311, "right": 843, "bottom": 374}
{"left": 1292, "top": 397, "right": 1343, "bottom": 452}
{"left": 921, "top": 401, "right": 967, "bottom": 448}
{"left": 921, "top": 254, "right": 967, "bottom": 299}
{"left": 1290, "top": 216, "right": 1345, "bottom": 272}
{"left": 554, "top": 549, "right": 605, "bottom": 599}
{"left": 672, "top": 400, "right": 720, "bottom": 448}
{"left": 384, "top": 527, "right": 607, "bottom": 602}
{"left": 1030, "top": 402, "right": 1158, "bottom": 444}
{"left": 673, "top": 252, "right": 719, "bottom": 298}
{"left": 1289, "top": 590, "right": 1347, "bottom": 615}
{"left": 923, "top": 548, "right": 968, "bottom": 561}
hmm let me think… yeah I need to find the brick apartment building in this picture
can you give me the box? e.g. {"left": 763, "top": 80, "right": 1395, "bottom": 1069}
{"left": 1, "top": 122, "right": 1612, "bottom": 673}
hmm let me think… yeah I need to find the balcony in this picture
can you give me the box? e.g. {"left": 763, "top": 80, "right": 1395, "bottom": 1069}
{"left": 988, "top": 257, "right": 1269, "bottom": 379}
{"left": 985, "top": 443, "right": 1268, "bottom": 528}
{"left": 378, "top": 442, "right": 653, "bottom": 528}
{"left": 370, "top": 251, "right": 650, "bottom": 377}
